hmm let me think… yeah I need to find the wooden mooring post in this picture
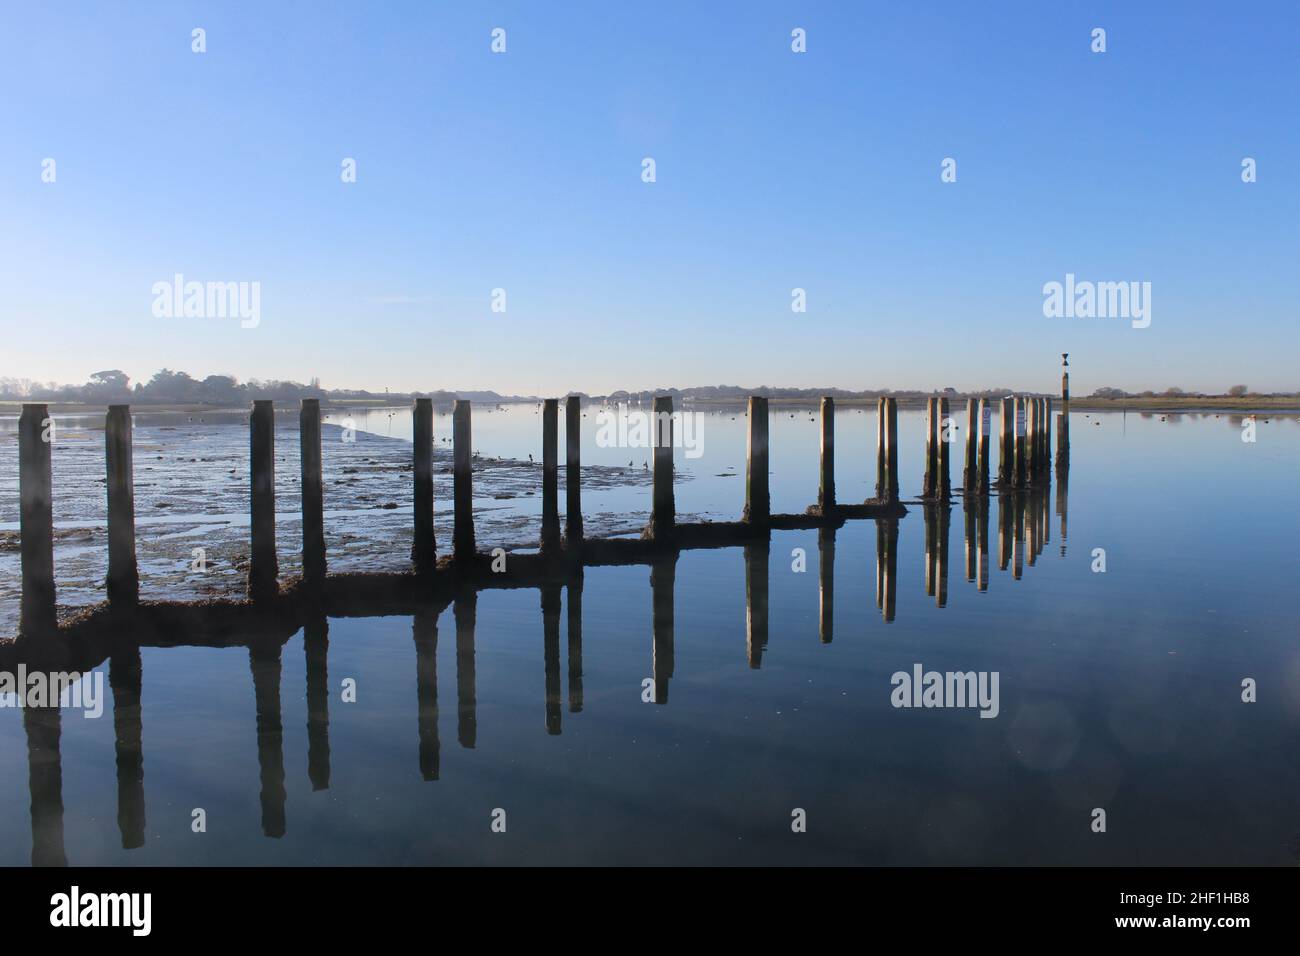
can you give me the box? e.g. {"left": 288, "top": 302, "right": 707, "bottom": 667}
{"left": 977, "top": 398, "right": 991, "bottom": 494}
{"left": 301, "top": 399, "right": 327, "bottom": 584}
{"left": 997, "top": 397, "right": 1013, "bottom": 487}
{"left": 875, "top": 397, "right": 899, "bottom": 502}
{"left": 411, "top": 397, "right": 435, "bottom": 571}
{"left": 818, "top": 396, "right": 835, "bottom": 513}
{"left": 1056, "top": 353, "right": 1070, "bottom": 475}
{"left": 105, "top": 404, "right": 139, "bottom": 604}
{"left": 923, "top": 398, "right": 939, "bottom": 499}
{"left": 1013, "top": 397, "right": 1028, "bottom": 489}
{"left": 963, "top": 399, "right": 977, "bottom": 494}
{"left": 453, "top": 400, "right": 475, "bottom": 560}
{"left": 248, "top": 400, "right": 279, "bottom": 601}
{"left": 744, "top": 396, "right": 770, "bottom": 525}
{"left": 541, "top": 398, "right": 560, "bottom": 553}
{"left": 565, "top": 395, "right": 583, "bottom": 544}
{"left": 651, "top": 396, "right": 675, "bottom": 540}
{"left": 18, "top": 404, "right": 56, "bottom": 635}
{"left": 937, "top": 397, "right": 951, "bottom": 500}
{"left": 924, "top": 397, "right": 951, "bottom": 500}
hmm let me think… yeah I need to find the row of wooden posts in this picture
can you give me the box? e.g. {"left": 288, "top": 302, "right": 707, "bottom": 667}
{"left": 13, "top": 389, "right": 1068, "bottom": 635}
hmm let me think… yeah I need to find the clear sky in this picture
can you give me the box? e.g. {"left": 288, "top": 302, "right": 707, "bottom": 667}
{"left": 2, "top": 1, "right": 1297, "bottom": 397}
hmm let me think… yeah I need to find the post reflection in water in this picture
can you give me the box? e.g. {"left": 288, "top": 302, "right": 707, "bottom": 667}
{"left": 109, "top": 649, "right": 145, "bottom": 848}
{"left": 5, "top": 459, "right": 1078, "bottom": 864}
{"left": 1013, "top": 494, "right": 1026, "bottom": 580}
{"left": 1056, "top": 472, "right": 1069, "bottom": 557}
{"left": 567, "top": 571, "right": 584, "bottom": 714}
{"left": 818, "top": 527, "right": 835, "bottom": 644}
{"left": 925, "top": 505, "right": 950, "bottom": 608}
{"left": 650, "top": 556, "right": 676, "bottom": 703}
{"left": 455, "top": 591, "right": 477, "bottom": 749}
{"left": 542, "top": 585, "right": 563, "bottom": 733}
{"left": 744, "top": 540, "right": 770, "bottom": 668}
{"left": 24, "top": 703, "right": 66, "bottom": 867}
{"left": 976, "top": 495, "right": 990, "bottom": 592}
{"left": 413, "top": 610, "right": 439, "bottom": 780}
{"left": 875, "top": 519, "right": 898, "bottom": 623}
{"left": 305, "top": 617, "right": 331, "bottom": 790}
{"left": 249, "top": 642, "right": 286, "bottom": 839}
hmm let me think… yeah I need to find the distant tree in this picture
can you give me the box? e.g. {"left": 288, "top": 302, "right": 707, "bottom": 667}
{"left": 1163, "top": 387, "right": 1185, "bottom": 397}
{"left": 1090, "top": 387, "right": 1127, "bottom": 399}
{"left": 85, "top": 369, "right": 132, "bottom": 402}
{"left": 1227, "top": 384, "right": 1248, "bottom": 397}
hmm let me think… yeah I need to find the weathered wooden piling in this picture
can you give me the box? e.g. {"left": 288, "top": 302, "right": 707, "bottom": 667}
{"left": 745, "top": 396, "right": 770, "bottom": 524}
{"left": 19, "top": 404, "right": 56, "bottom": 635}
{"left": 886, "top": 398, "right": 899, "bottom": 500}
{"left": 977, "top": 398, "right": 991, "bottom": 494}
{"left": 105, "top": 405, "right": 139, "bottom": 604}
{"left": 937, "top": 397, "right": 951, "bottom": 500}
{"left": 1026, "top": 398, "right": 1038, "bottom": 483}
{"left": 963, "top": 400, "right": 977, "bottom": 494}
{"left": 109, "top": 649, "right": 145, "bottom": 848}
{"left": 1013, "top": 397, "right": 1028, "bottom": 489}
{"left": 997, "top": 397, "right": 1014, "bottom": 487}
{"left": 923, "top": 398, "right": 939, "bottom": 499}
{"left": 411, "top": 398, "right": 435, "bottom": 570}
{"left": 819, "top": 397, "right": 835, "bottom": 512}
{"left": 301, "top": 399, "right": 327, "bottom": 584}
{"left": 875, "top": 397, "right": 900, "bottom": 501}
{"left": 249, "top": 401, "right": 279, "bottom": 601}
{"left": 1040, "top": 395, "right": 1050, "bottom": 478}
{"left": 541, "top": 398, "right": 560, "bottom": 552}
{"left": 651, "top": 558, "right": 676, "bottom": 703}
{"left": 1056, "top": 354, "right": 1070, "bottom": 475}
{"left": 452, "top": 400, "right": 475, "bottom": 560}
{"left": 651, "top": 396, "right": 675, "bottom": 539}
{"left": 565, "top": 396, "right": 583, "bottom": 543}
{"left": 875, "top": 398, "right": 887, "bottom": 498}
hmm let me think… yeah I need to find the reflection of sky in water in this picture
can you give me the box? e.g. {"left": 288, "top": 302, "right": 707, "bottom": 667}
{"left": 1, "top": 407, "right": 1299, "bottom": 864}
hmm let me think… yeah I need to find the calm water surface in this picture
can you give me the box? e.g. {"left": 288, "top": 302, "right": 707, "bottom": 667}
{"left": 1, "top": 406, "right": 1298, "bottom": 864}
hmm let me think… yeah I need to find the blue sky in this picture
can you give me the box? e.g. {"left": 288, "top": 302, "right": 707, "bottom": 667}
{"left": 2, "top": 1, "right": 1297, "bottom": 396}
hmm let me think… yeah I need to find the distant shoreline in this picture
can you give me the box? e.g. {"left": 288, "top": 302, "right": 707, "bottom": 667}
{"left": 3, "top": 395, "right": 1298, "bottom": 415}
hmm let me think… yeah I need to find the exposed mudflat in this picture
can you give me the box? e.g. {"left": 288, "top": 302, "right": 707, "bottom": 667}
{"left": 0, "top": 412, "right": 696, "bottom": 633}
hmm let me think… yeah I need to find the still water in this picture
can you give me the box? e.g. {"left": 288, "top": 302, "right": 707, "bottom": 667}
{"left": 1, "top": 405, "right": 1299, "bottom": 864}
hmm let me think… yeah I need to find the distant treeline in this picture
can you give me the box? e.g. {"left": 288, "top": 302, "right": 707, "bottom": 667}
{"left": 1, "top": 370, "right": 1292, "bottom": 406}
{"left": 0, "top": 369, "right": 520, "bottom": 406}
